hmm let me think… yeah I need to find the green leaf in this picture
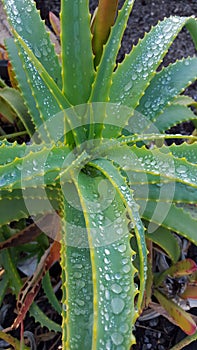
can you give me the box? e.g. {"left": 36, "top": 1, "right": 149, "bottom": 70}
{"left": 5, "top": 38, "right": 40, "bottom": 139}
{"left": 61, "top": 0, "right": 94, "bottom": 104}
{"left": 109, "top": 17, "right": 197, "bottom": 108}
{"left": 90, "top": 0, "right": 135, "bottom": 103}
{"left": 146, "top": 227, "right": 180, "bottom": 263}
{"left": 10, "top": 35, "right": 69, "bottom": 143}
{"left": 168, "top": 143, "right": 197, "bottom": 164}
{"left": 90, "top": 158, "right": 147, "bottom": 314}
{"left": 137, "top": 57, "right": 197, "bottom": 125}
{"left": 139, "top": 201, "right": 197, "bottom": 245}
{"left": 3, "top": 0, "right": 62, "bottom": 88}
{"left": 154, "top": 104, "right": 197, "bottom": 133}
{"left": 0, "top": 86, "right": 34, "bottom": 135}
{"left": 105, "top": 144, "right": 197, "bottom": 189}
{"left": 0, "top": 144, "right": 71, "bottom": 190}
{"left": 42, "top": 272, "right": 62, "bottom": 314}
{"left": 75, "top": 171, "right": 137, "bottom": 348}
{"left": 0, "top": 187, "right": 60, "bottom": 225}
{"left": 133, "top": 182, "right": 197, "bottom": 204}
{"left": 60, "top": 184, "right": 93, "bottom": 349}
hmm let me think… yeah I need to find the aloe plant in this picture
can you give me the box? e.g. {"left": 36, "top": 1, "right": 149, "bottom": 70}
{"left": 1, "top": 0, "right": 197, "bottom": 348}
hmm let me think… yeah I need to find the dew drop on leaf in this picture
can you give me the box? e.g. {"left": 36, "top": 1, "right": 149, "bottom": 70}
{"left": 118, "top": 244, "right": 127, "bottom": 253}
{"left": 111, "top": 297, "right": 125, "bottom": 314}
{"left": 111, "top": 332, "right": 124, "bottom": 345}
{"left": 124, "top": 81, "right": 133, "bottom": 92}
{"left": 26, "top": 4, "right": 32, "bottom": 12}
{"left": 111, "top": 283, "right": 122, "bottom": 294}
{"left": 122, "top": 264, "right": 131, "bottom": 273}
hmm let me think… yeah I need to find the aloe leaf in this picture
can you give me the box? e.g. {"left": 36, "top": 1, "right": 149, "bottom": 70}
{"left": 137, "top": 57, "right": 197, "bottom": 125}
{"left": 11, "top": 32, "right": 88, "bottom": 145}
{"left": 138, "top": 201, "right": 197, "bottom": 245}
{"left": 133, "top": 182, "right": 197, "bottom": 204}
{"left": 0, "top": 187, "right": 60, "bottom": 226}
{"left": 61, "top": 0, "right": 94, "bottom": 104}
{"left": 91, "top": 0, "right": 119, "bottom": 66}
{"left": 155, "top": 259, "right": 197, "bottom": 287}
{"left": 109, "top": 17, "right": 197, "bottom": 108}
{"left": 0, "top": 141, "right": 41, "bottom": 165}
{"left": 60, "top": 186, "right": 93, "bottom": 349}
{"left": 3, "top": 0, "right": 62, "bottom": 89}
{"left": 5, "top": 39, "right": 40, "bottom": 139}
{"left": 146, "top": 227, "right": 180, "bottom": 263}
{"left": 90, "top": 159, "right": 146, "bottom": 315}
{"left": 154, "top": 104, "right": 197, "bottom": 133}
{"left": 0, "top": 144, "right": 71, "bottom": 190}
{"left": 168, "top": 143, "right": 197, "bottom": 164}
{"left": 0, "top": 86, "right": 34, "bottom": 135}
{"left": 75, "top": 171, "right": 137, "bottom": 348}
{"left": 106, "top": 144, "right": 197, "bottom": 188}
{"left": 181, "top": 284, "right": 197, "bottom": 300}
{"left": 90, "top": 0, "right": 135, "bottom": 103}
{"left": 172, "top": 95, "right": 197, "bottom": 107}
{"left": 42, "top": 272, "right": 61, "bottom": 314}
{"left": 10, "top": 35, "right": 70, "bottom": 143}
{"left": 154, "top": 289, "right": 197, "bottom": 335}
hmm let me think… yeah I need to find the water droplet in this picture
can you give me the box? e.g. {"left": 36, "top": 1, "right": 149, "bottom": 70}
{"left": 111, "top": 332, "right": 124, "bottom": 345}
{"left": 118, "top": 244, "right": 127, "bottom": 253}
{"left": 132, "top": 72, "right": 137, "bottom": 81}
{"left": 120, "top": 324, "right": 129, "bottom": 334}
{"left": 111, "top": 283, "right": 122, "bottom": 294}
{"left": 104, "top": 257, "right": 110, "bottom": 264}
{"left": 34, "top": 46, "right": 42, "bottom": 58}
{"left": 16, "top": 17, "right": 21, "bottom": 24}
{"left": 76, "top": 298, "right": 84, "bottom": 306}
{"left": 104, "top": 248, "right": 110, "bottom": 255}
{"left": 115, "top": 273, "right": 122, "bottom": 280}
{"left": 122, "top": 264, "right": 131, "bottom": 273}
{"left": 73, "top": 272, "right": 82, "bottom": 279}
{"left": 124, "top": 81, "right": 133, "bottom": 92}
{"left": 111, "top": 297, "right": 125, "bottom": 314}
{"left": 177, "top": 165, "right": 187, "bottom": 174}
{"left": 26, "top": 4, "right": 32, "bottom": 12}
{"left": 62, "top": 303, "right": 67, "bottom": 312}
{"left": 105, "top": 289, "right": 110, "bottom": 300}
{"left": 105, "top": 273, "right": 111, "bottom": 281}
{"left": 12, "top": 7, "right": 18, "bottom": 16}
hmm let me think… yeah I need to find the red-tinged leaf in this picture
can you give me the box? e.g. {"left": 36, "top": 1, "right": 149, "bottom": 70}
{"left": 0, "top": 44, "right": 8, "bottom": 60}
{"left": 4, "top": 240, "right": 61, "bottom": 331}
{"left": 155, "top": 259, "right": 197, "bottom": 287}
{"left": 91, "top": 0, "right": 118, "bottom": 66}
{"left": 0, "top": 213, "right": 61, "bottom": 250}
{"left": 181, "top": 283, "right": 197, "bottom": 300}
{"left": 168, "top": 259, "right": 197, "bottom": 277}
{"left": 154, "top": 289, "right": 197, "bottom": 335}
{"left": 49, "top": 12, "right": 60, "bottom": 37}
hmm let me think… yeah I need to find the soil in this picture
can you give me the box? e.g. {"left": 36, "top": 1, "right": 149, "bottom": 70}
{"left": 0, "top": 1, "right": 197, "bottom": 349}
